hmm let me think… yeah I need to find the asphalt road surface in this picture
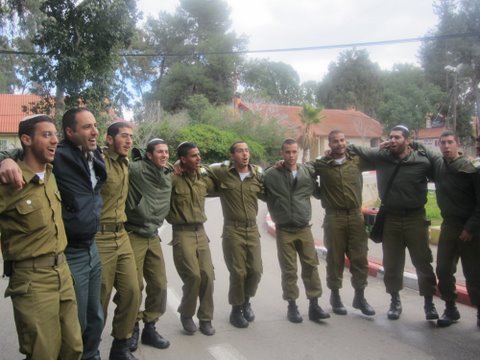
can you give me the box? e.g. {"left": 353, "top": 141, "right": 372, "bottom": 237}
{"left": 1, "top": 198, "right": 479, "bottom": 359}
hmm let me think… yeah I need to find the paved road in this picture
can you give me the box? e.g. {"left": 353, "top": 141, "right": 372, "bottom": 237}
{"left": 1, "top": 199, "right": 479, "bottom": 359}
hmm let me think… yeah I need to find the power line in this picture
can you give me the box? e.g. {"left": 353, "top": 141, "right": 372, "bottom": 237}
{"left": 0, "top": 32, "right": 478, "bottom": 57}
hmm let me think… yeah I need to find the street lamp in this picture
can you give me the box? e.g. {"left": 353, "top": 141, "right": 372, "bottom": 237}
{"left": 445, "top": 64, "right": 462, "bottom": 134}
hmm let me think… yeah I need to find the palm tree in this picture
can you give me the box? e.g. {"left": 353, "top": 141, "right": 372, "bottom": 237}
{"left": 299, "top": 103, "right": 324, "bottom": 163}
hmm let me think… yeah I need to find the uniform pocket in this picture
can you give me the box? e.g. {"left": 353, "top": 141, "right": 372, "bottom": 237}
{"left": 14, "top": 196, "right": 46, "bottom": 232}
{"left": 5, "top": 279, "right": 31, "bottom": 298}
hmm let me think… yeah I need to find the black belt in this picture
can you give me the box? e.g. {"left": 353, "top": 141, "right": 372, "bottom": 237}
{"left": 224, "top": 219, "right": 257, "bottom": 228}
{"left": 14, "top": 252, "right": 66, "bottom": 268}
{"left": 98, "top": 223, "right": 124, "bottom": 233}
{"left": 325, "top": 208, "right": 361, "bottom": 215}
{"left": 172, "top": 224, "right": 204, "bottom": 232}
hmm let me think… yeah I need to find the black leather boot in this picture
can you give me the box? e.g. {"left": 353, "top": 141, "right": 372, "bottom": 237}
{"left": 387, "top": 292, "right": 402, "bottom": 320}
{"left": 127, "top": 321, "right": 139, "bottom": 352}
{"left": 287, "top": 300, "right": 303, "bottom": 323}
{"left": 230, "top": 305, "right": 249, "bottom": 328}
{"left": 330, "top": 289, "right": 347, "bottom": 315}
{"left": 352, "top": 288, "right": 376, "bottom": 316}
{"left": 199, "top": 320, "right": 216, "bottom": 336}
{"left": 308, "top": 297, "right": 330, "bottom": 321}
{"left": 424, "top": 296, "right": 439, "bottom": 320}
{"left": 141, "top": 322, "right": 170, "bottom": 349}
{"left": 437, "top": 301, "right": 460, "bottom": 327}
{"left": 180, "top": 316, "right": 197, "bottom": 335}
{"left": 243, "top": 298, "right": 255, "bottom": 322}
{"left": 109, "top": 338, "right": 138, "bottom": 360}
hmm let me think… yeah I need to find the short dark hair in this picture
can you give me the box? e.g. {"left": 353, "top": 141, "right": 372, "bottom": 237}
{"left": 19, "top": 115, "right": 56, "bottom": 151}
{"left": 439, "top": 130, "right": 459, "bottom": 143}
{"left": 107, "top": 121, "right": 133, "bottom": 137}
{"left": 281, "top": 138, "right": 297, "bottom": 150}
{"left": 391, "top": 125, "right": 410, "bottom": 138}
{"left": 328, "top": 129, "right": 344, "bottom": 142}
{"left": 146, "top": 138, "right": 168, "bottom": 154}
{"left": 62, "top": 107, "right": 90, "bottom": 136}
{"left": 177, "top": 142, "right": 197, "bottom": 158}
{"left": 229, "top": 141, "right": 247, "bottom": 154}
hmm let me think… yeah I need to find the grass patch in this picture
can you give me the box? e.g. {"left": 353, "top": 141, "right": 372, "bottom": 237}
{"left": 426, "top": 190, "right": 442, "bottom": 226}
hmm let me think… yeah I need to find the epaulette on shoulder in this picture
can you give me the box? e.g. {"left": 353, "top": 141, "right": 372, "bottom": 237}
{"left": 222, "top": 160, "right": 231, "bottom": 167}
{"left": 253, "top": 164, "right": 263, "bottom": 174}
{"left": 199, "top": 166, "right": 209, "bottom": 176}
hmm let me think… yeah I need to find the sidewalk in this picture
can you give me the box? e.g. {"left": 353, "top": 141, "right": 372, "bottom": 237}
{"left": 265, "top": 196, "right": 471, "bottom": 307}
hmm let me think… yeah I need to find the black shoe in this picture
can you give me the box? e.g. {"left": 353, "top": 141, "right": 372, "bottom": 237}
{"left": 243, "top": 300, "right": 255, "bottom": 322}
{"left": 330, "top": 290, "right": 347, "bottom": 315}
{"left": 308, "top": 303, "right": 330, "bottom": 321}
{"left": 141, "top": 322, "right": 170, "bottom": 349}
{"left": 387, "top": 293, "right": 402, "bottom": 320}
{"left": 109, "top": 339, "right": 138, "bottom": 360}
{"left": 287, "top": 302, "right": 303, "bottom": 323}
{"left": 180, "top": 316, "right": 197, "bottom": 335}
{"left": 199, "top": 320, "right": 216, "bottom": 336}
{"left": 352, "top": 290, "right": 376, "bottom": 316}
{"left": 437, "top": 307, "right": 460, "bottom": 327}
{"left": 230, "top": 305, "right": 249, "bottom": 328}
{"left": 127, "top": 321, "right": 140, "bottom": 352}
{"left": 424, "top": 299, "right": 439, "bottom": 320}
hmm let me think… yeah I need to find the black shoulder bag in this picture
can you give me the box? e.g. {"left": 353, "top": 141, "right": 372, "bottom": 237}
{"left": 369, "top": 161, "right": 402, "bottom": 243}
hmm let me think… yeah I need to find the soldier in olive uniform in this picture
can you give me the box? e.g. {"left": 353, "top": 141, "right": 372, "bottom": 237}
{"left": 166, "top": 142, "right": 216, "bottom": 336}
{"left": 313, "top": 130, "right": 375, "bottom": 316}
{"left": 264, "top": 139, "right": 330, "bottom": 323}
{"left": 0, "top": 115, "right": 83, "bottom": 359}
{"left": 96, "top": 122, "right": 140, "bottom": 360}
{"left": 209, "top": 141, "right": 264, "bottom": 328}
{"left": 350, "top": 125, "right": 438, "bottom": 321}
{"left": 125, "top": 139, "right": 172, "bottom": 351}
{"left": 418, "top": 131, "right": 480, "bottom": 327}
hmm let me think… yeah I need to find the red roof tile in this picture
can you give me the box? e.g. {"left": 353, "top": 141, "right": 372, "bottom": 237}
{"left": 238, "top": 101, "right": 383, "bottom": 138}
{"left": 417, "top": 127, "right": 447, "bottom": 139}
{"left": 0, "top": 94, "right": 43, "bottom": 133}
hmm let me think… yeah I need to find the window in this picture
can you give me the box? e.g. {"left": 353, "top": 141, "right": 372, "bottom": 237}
{"left": 0, "top": 140, "right": 7, "bottom": 151}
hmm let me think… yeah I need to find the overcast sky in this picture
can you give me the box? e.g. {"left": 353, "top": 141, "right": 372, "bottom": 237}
{"left": 136, "top": 0, "right": 440, "bottom": 83}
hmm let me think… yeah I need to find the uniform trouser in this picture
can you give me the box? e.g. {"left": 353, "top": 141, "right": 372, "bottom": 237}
{"left": 222, "top": 224, "right": 263, "bottom": 306}
{"left": 323, "top": 210, "right": 369, "bottom": 290}
{"left": 382, "top": 210, "right": 437, "bottom": 296}
{"left": 436, "top": 219, "right": 480, "bottom": 306}
{"left": 129, "top": 232, "right": 168, "bottom": 323}
{"left": 172, "top": 228, "right": 215, "bottom": 320}
{"left": 65, "top": 243, "right": 104, "bottom": 360}
{"left": 96, "top": 229, "right": 140, "bottom": 339}
{"left": 6, "top": 261, "right": 83, "bottom": 360}
{"left": 275, "top": 226, "right": 322, "bottom": 301}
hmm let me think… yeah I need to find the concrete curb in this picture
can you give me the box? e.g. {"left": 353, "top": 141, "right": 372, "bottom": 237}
{"left": 265, "top": 217, "right": 473, "bottom": 307}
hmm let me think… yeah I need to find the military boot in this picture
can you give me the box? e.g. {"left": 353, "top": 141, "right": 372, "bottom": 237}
{"left": 180, "top": 316, "right": 197, "bottom": 335}
{"left": 387, "top": 292, "right": 402, "bottom": 320}
{"left": 127, "top": 321, "right": 140, "bottom": 352}
{"left": 352, "top": 288, "right": 376, "bottom": 316}
{"left": 330, "top": 289, "right": 347, "bottom": 315}
{"left": 141, "top": 322, "right": 170, "bottom": 349}
{"left": 308, "top": 297, "right": 330, "bottom": 321}
{"left": 437, "top": 301, "right": 460, "bottom": 327}
{"left": 424, "top": 296, "right": 439, "bottom": 320}
{"left": 287, "top": 300, "right": 303, "bottom": 323}
{"left": 109, "top": 338, "right": 138, "bottom": 360}
{"left": 199, "top": 320, "right": 215, "bottom": 336}
{"left": 243, "top": 298, "right": 255, "bottom": 322}
{"left": 230, "top": 305, "right": 249, "bottom": 328}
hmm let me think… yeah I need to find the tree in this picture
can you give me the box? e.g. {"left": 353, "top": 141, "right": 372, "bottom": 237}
{"left": 420, "top": 0, "right": 480, "bottom": 139}
{"left": 377, "top": 64, "right": 446, "bottom": 133}
{"left": 239, "top": 59, "right": 302, "bottom": 105}
{"left": 299, "top": 103, "right": 324, "bottom": 163}
{"left": 317, "top": 49, "right": 382, "bottom": 117}
{"left": 144, "top": 0, "right": 246, "bottom": 112}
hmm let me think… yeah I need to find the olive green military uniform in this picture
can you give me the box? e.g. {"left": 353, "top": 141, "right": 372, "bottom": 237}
{"left": 125, "top": 158, "right": 172, "bottom": 323}
{"left": 96, "top": 149, "right": 140, "bottom": 340}
{"left": 0, "top": 161, "right": 82, "bottom": 360}
{"left": 166, "top": 167, "right": 216, "bottom": 321}
{"left": 423, "top": 148, "right": 480, "bottom": 305}
{"left": 209, "top": 161, "right": 264, "bottom": 306}
{"left": 312, "top": 153, "right": 370, "bottom": 291}
{"left": 350, "top": 145, "right": 436, "bottom": 296}
{"left": 263, "top": 163, "right": 323, "bottom": 301}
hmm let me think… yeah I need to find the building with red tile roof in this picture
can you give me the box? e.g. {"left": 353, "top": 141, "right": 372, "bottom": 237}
{"left": 234, "top": 98, "right": 384, "bottom": 160}
{"left": 0, "top": 94, "right": 43, "bottom": 150}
